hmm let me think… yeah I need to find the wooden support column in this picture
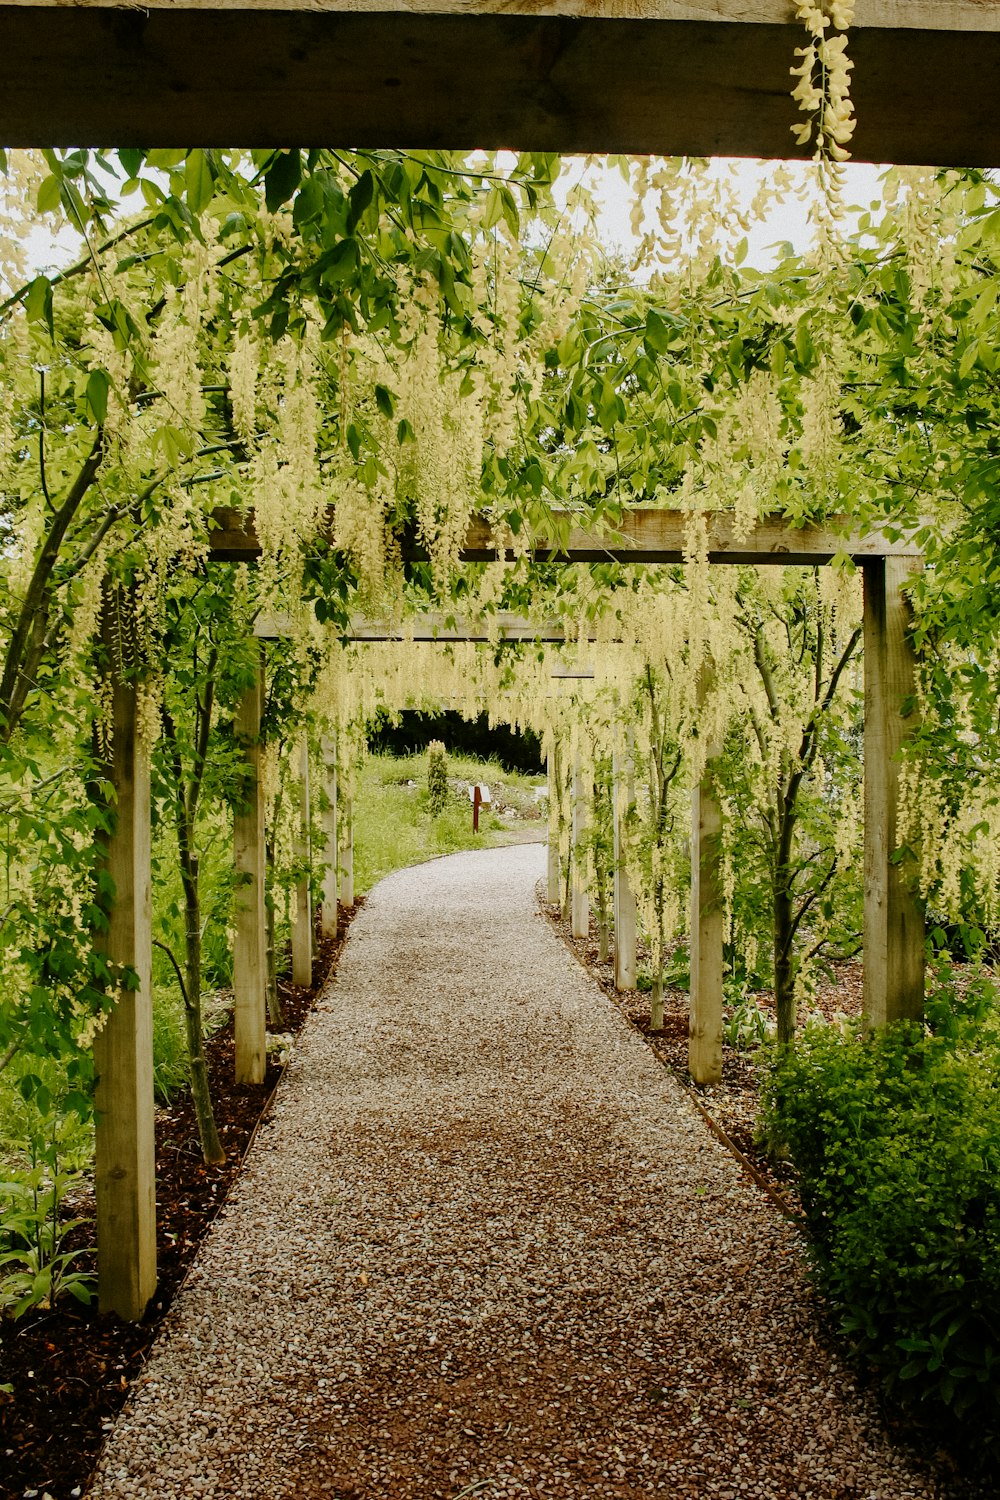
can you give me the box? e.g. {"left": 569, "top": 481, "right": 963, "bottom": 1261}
{"left": 291, "top": 737, "right": 313, "bottom": 986}
{"left": 863, "top": 558, "right": 925, "bottom": 1027}
{"left": 320, "top": 734, "right": 339, "bottom": 939}
{"left": 546, "top": 746, "right": 560, "bottom": 904}
{"left": 94, "top": 591, "right": 156, "bottom": 1321}
{"left": 571, "top": 751, "right": 589, "bottom": 940}
{"left": 613, "top": 744, "right": 638, "bottom": 991}
{"left": 340, "top": 792, "right": 355, "bottom": 910}
{"left": 233, "top": 647, "right": 266, "bottom": 1084}
{"left": 689, "top": 680, "right": 724, "bottom": 1085}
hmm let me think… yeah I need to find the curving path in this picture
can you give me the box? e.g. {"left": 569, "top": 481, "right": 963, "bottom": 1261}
{"left": 90, "top": 845, "right": 970, "bottom": 1500}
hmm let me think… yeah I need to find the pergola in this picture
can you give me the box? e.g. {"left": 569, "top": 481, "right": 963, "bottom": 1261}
{"left": 6, "top": 0, "right": 983, "bottom": 1321}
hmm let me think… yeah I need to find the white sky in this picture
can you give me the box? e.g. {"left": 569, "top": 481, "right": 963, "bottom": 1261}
{"left": 24, "top": 154, "right": 888, "bottom": 279}
{"left": 580, "top": 156, "right": 887, "bottom": 272}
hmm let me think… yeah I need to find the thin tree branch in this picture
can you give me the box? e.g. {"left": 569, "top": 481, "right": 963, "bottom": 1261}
{"left": 152, "top": 938, "right": 189, "bottom": 1009}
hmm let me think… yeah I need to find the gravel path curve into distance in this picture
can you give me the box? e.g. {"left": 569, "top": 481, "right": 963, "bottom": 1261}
{"left": 89, "top": 844, "right": 971, "bottom": 1500}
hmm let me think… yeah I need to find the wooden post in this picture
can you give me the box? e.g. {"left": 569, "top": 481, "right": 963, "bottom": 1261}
{"left": 546, "top": 747, "right": 560, "bottom": 904}
{"left": 689, "top": 675, "right": 724, "bottom": 1085}
{"left": 340, "top": 792, "right": 355, "bottom": 909}
{"left": 319, "top": 734, "right": 339, "bottom": 940}
{"left": 571, "top": 750, "right": 589, "bottom": 940}
{"left": 93, "top": 590, "right": 156, "bottom": 1321}
{"left": 863, "top": 558, "right": 925, "bottom": 1027}
{"left": 291, "top": 736, "right": 312, "bottom": 986}
{"left": 233, "top": 647, "right": 266, "bottom": 1084}
{"left": 613, "top": 743, "right": 638, "bottom": 991}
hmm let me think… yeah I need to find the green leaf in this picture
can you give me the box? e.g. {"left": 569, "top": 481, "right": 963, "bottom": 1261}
{"left": 959, "top": 340, "right": 980, "bottom": 381}
{"left": 86, "top": 368, "right": 110, "bottom": 424}
{"left": 644, "top": 310, "right": 671, "bottom": 357}
{"left": 348, "top": 169, "right": 375, "bottom": 228}
{"left": 498, "top": 183, "right": 520, "bottom": 238}
{"left": 24, "top": 276, "right": 53, "bottom": 336}
{"left": 265, "top": 149, "right": 301, "bottom": 213}
{"left": 482, "top": 185, "right": 504, "bottom": 232}
{"left": 36, "top": 174, "right": 62, "bottom": 215}
{"left": 375, "top": 384, "right": 395, "bottom": 420}
{"left": 795, "top": 318, "right": 815, "bottom": 369}
{"left": 185, "top": 149, "right": 215, "bottom": 215}
{"left": 146, "top": 148, "right": 186, "bottom": 170}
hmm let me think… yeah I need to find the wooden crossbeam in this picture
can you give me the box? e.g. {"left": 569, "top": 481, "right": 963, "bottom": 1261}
{"left": 1, "top": 3, "right": 999, "bottom": 165}
{"left": 255, "top": 610, "right": 583, "bottom": 642}
{"left": 215, "top": 507, "right": 923, "bottom": 566}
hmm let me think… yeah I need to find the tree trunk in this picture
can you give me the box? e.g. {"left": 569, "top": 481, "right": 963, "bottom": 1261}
{"left": 773, "top": 871, "right": 796, "bottom": 1046}
{"left": 650, "top": 884, "right": 665, "bottom": 1032}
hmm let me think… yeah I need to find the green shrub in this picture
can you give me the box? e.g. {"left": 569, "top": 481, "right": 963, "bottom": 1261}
{"left": 0, "top": 1096, "right": 95, "bottom": 1318}
{"left": 761, "top": 969, "right": 1000, "bottom": 1464}
{"left": 426, "top": 740, "right": 448, "bottom": 817}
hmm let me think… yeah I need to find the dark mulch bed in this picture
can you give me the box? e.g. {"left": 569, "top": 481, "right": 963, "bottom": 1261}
{"left": 0, "top": 904, "right": 361, "bottom": 1500}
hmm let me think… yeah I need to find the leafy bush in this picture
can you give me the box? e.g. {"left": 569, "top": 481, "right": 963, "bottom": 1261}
{"left": 760, "top": 970, "right": 1000, "bottom": 1464}
{"left": 724, "top": 991, "right": 773, "bottom": 1050}
{"left": 0, "top": 1098, "right": 95, "bottom": 1318}
{"left": 426, "top": 740, "right": 449, "bottom": 817}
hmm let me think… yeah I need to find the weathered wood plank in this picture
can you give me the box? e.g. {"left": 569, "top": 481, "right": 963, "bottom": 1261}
{"left": 571, "top": 750, "right": 589, "bottom": 939}
{"left": 688, "top": 674, "right": 725, "bottom": 1085}
{"left": 612, "top": 744, "right": 638, "bottom": 992}
{"left": 319, "top": 735, "right": 339, "bottom": 940}
{"left": 862, "top": 557, "right": 925, "bottom": 1027}
{"left": 1, "top": 3, "right": 998, "bottom": 163}
{"left": 291, "top": 737, "right": 313, "bottom": 986}
{"left": 340, "top": 793, "right": 355, "bottom": 909}
{"left": 546, "top": 747, "right": 561, "bottom": 904}
{"left": 93, "top": 590, "right": 157, "bottom": 1321}
{"left": 233, "top": 648, "right": 267, "bottom": 1084}
{"left": 215, "top": 507, "right": 924, "bottom": 566}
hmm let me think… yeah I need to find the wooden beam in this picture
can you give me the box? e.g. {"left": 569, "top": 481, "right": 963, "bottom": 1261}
{"left": 319, "top": 734, "right": 339, "bottom": 940}
{"left": 571, "top": 750, "right": 589, "bottom": 940}
{"left": 93, "top": 589, "right": 156, "bottom": 1321}
{"left": 216, "top": 507, "right": 923, "bottom": 567}
{"left": 255, "top": 611, "right": 582, "bottom": 642}
{"left": 862, "top": 557, "right": 925, "bottom": 1027}
{"left": 232, "top": 647, "right": 267, "bottom": 1084}
{"left": 613, "top": 743, "right": 638, "bottom": 992}
{"left": 689, "top": 762, "right": 725, "bottom": 1084}
{"left": 291, "top": 737, "right": 313, "bottom": 986}
{"left": 546, "top": 747, "right": 561, "bottom": 904}
{"left": 340, "top": 792, "right": 355, "bottom": 909}
{"left": 2, "top": 4, "right": 999, "bottom": 165}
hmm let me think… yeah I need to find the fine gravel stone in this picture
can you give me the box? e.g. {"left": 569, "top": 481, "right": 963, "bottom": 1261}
{"left": 88, "top": 845, "right": 979, "bottom": 1500}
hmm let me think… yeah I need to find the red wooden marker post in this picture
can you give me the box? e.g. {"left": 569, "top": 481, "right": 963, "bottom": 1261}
{"left": 468, "top": 783, "right": 491, "bottom": 833}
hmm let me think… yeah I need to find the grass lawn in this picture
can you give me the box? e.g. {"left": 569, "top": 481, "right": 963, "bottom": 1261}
{"left": 353, "top": 751, "right": 547, "bottom": 897}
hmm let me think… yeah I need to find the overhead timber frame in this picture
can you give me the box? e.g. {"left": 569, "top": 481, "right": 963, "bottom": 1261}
{"left": 1, "top": 1, "right": 1000, "bottom": 164}
{"left": 47, "top": 0, "right": 969, "bottom": 1320}
{"left": 98, "top": 504, "right": 922, "bottom": 1319}
{"left": 247, "top": 506, "right": 924, "bottom": 1066}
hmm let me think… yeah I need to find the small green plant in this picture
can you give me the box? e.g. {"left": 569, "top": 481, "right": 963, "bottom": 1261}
{"left": 426, "top": 740, "right": 449, "bottom": 817}
{"left": 723, "top": 990, "right": 773, "bottom": 1050}
{"left": 760, "top": 970, "right": 1000, "bottom": 1466}
{"left": 0, "top": 1103, "right": 95, "bottom": 1319}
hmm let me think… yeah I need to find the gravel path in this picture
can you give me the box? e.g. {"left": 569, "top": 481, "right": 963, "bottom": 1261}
{"left": 90, "top": 845, "right": 969, "bottom": 1500}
